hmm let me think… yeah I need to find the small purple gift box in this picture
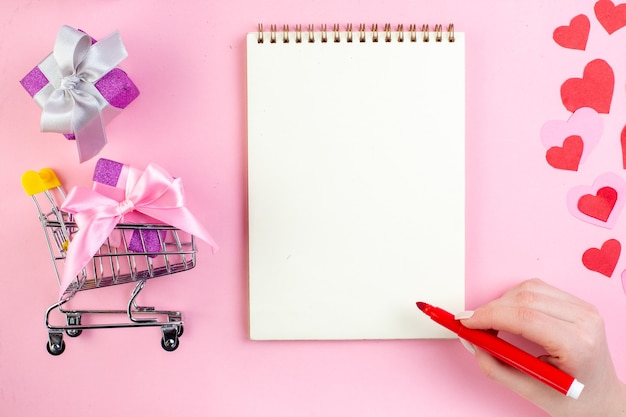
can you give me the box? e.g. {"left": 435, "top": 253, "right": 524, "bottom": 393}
{"left": 20, "top": 26, "right": 139, "bottom": 162}
{"left": 92, "top": 158, "right": 166, "bottom": 255}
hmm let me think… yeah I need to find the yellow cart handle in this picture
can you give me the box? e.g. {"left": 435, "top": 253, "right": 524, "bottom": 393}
{"left": 21, "top": 168, "right": 62, "bottom": 196}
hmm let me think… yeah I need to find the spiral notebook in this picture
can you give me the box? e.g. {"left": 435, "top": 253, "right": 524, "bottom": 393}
{"left": 247, "top": 24, "right": 465, "bottom": 340}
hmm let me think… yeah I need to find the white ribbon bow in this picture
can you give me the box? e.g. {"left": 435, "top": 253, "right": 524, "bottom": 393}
{"left": 40, "top": 26, "right": 128, "bottom": 162}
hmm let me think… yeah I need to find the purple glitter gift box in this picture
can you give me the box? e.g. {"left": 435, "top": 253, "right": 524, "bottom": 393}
{"left": 92, "top": 158, "right": 166, "bottom": 255}
{"left": 19, "top": 28, "right": 139, "bottom": 141}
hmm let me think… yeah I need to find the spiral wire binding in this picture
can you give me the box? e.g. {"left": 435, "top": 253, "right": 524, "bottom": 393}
{"left": 256, "top": 23, "right": 455, "bottom": 44}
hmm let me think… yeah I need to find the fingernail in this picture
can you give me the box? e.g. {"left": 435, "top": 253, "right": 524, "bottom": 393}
{"left": 459, "top": 338, "right": 477, "bottom": 355}
{"left": 454, "top": 310, "right": 475, "bottom": 320}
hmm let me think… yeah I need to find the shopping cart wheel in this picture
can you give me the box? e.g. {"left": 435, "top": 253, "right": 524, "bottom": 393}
{"left": 66, "top": 328, "right": 82, "bottom": 337}
{"left": 161, "top": 326, "right": 180, "bottom": 352}
{"left": 161, "top": 336, "right": 179, "bottom": 352}
{"left": 66, "top": 314, "right": 82, "bottom": 337}
{"left": 46, "top": 335, "right": 66, "bottom": 356}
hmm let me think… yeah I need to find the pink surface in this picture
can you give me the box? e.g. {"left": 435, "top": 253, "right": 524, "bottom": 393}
{"left": 2, "top": 1, "right": 626, "bottom": 416}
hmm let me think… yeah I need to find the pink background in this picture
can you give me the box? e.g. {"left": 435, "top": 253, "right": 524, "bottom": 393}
{"left": 2, "top": 0, "right": 626, "bottom": 416}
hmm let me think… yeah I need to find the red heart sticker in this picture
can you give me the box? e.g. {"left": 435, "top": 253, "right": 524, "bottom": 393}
{"left": 545, "top": 135, "right": 584, "bottom": 171}
{"left": 553, "top": 14, "right": 590, "bottom": 50}
{"left": 582, "top": 239, "right": 621, "bottom": 277}
{"left": 567, "top": 172, "right": 626, "bottom": 229}
{"left": 595, "top": 0, "right": 626, "bottom": 34}
{"left": 560, "top": 59, "right": 614, "bottom": 114}
{"left": 578, "top": 186, "right": 618, "bottom": 222}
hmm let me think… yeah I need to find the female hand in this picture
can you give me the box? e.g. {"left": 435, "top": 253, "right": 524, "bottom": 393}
{"left": 459, "top": 278, "right": 626, "bottom": 417}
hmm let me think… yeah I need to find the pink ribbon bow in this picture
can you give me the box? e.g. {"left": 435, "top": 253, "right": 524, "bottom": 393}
{"left": 59, "top": 162, "right": 218, "bottom": 299}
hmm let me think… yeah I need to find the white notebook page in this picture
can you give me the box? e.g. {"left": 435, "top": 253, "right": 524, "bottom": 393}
{"left": 247, "top": 27, "right": 465, "bottom": 340}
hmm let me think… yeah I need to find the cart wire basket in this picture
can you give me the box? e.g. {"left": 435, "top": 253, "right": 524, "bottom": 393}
{"left": 22, "top": 168, "right": 197, "bottom": 355}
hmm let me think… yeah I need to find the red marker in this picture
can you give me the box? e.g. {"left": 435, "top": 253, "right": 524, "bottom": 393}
{"left": 416, "top": 302, "right": 584, "bottom": 399}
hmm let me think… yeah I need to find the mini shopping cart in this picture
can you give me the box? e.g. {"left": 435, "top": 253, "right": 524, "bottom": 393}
{"left": 22, "top": 168, "right": 196, "bottom": 355}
